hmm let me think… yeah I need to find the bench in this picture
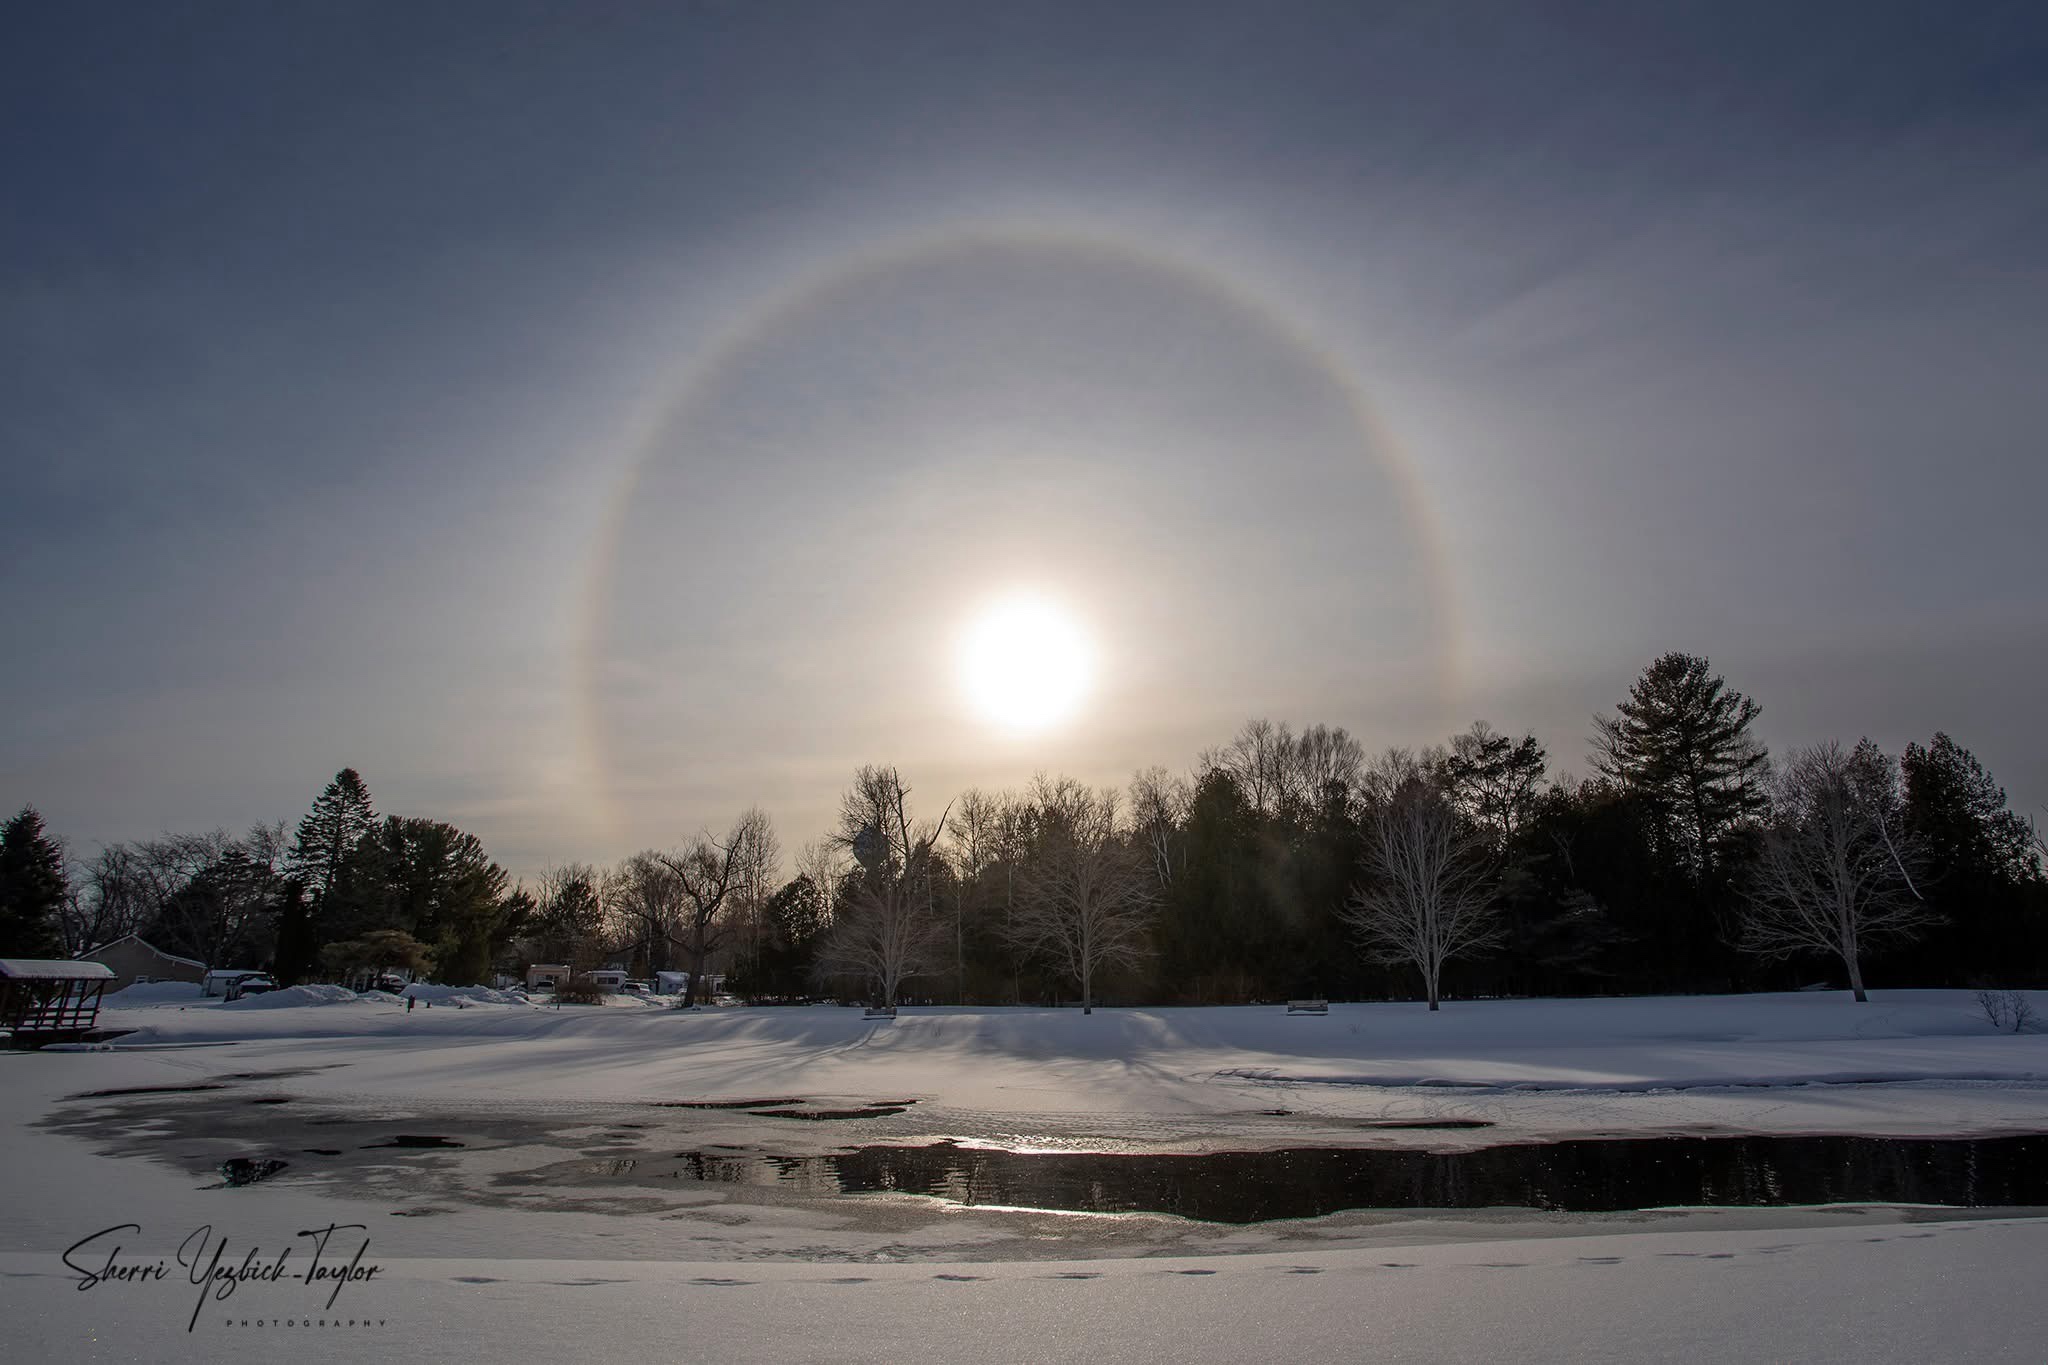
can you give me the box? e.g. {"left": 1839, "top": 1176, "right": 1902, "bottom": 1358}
{"left": 1286, "top": 999, "right": 1329, "bottom": 1015}
{"left": 862, "top": 1006, "right": 897, "bottom": 1020}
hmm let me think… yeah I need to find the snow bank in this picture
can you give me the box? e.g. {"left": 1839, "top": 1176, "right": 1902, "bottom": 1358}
{"left": 222, "top": 983, "right": 360, "bottom": 1008}
{"left": 403, "top": 983, "right": 527, "bottom": 1006}
{"left": 99, "top": 980, "right": 204, "bottom": 1007}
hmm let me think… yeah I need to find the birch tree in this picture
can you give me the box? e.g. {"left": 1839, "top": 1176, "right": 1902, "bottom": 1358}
{"left": 1341, "top": 776, "right": 1501, "bottom": 1010}
{"left": 1739, "top": 739, "right": 1932, "bottom": 1003}
{"left": 1011, "top": 783, "right": 1156, "bottom": 1014}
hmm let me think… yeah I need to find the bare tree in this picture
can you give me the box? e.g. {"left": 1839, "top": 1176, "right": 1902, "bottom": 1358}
{"left": 1010, "top": 783, "right": 1156, "bottom": 1014}
{"left": 1202, "top": 718, "right": 1292, "bottom": 816}
{"left": 1342, "top": 776, "right": 1502, "bottom": 1010}
{"left": 1127, "top": 766, "right": 1192, "bottom": 891}
{"left": 726, "top": 806, "right": 782, "bottom": 974}
{"left": 815, "top": 767, "right": 950, "bottom": 1008}
{"left": 61, "top": 844, "right": 156, "bottom": 955}
{"left": 1739, "top": 739, "right": 1933, "bottom": 1003}
{"left": 604, "top": 852, "right": 689, "bottom": 974}
{"left": 946, "top": 788, "right": 1006, "bottom": 996}
{"left": 793, "top": 838, "right": 845, "bottom": 922}
{"left": 1286, "top": 723, "right": 1366, "bottom": 816}
{"left": 655, "top": 817, "right": 757, "bottom": 1007}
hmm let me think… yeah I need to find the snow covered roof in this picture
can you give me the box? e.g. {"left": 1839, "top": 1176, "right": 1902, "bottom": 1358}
{"left": 0, "top": 959, "right": 116, "bottom": 980}
{"left": 82, "top": 934, "right": 207, "bottom": 969}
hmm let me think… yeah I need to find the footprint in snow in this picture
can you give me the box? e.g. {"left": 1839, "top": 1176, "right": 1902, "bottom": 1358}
{"left": 1704, "top": 1253, "right": 1735, "bottom": 1260}
{"left": 827, "top": 1277, "right": 871, "bottom": 1284}
{"left": 1051, "top": 1272, "right": 1102, "bottom": 1280}
{"left": 690, "top": 1277, "right": 751, "bottom": 1287}
{"left": 1576, "top": 1257, "right": 1623, "bottom": 1265}
{"left": 1281, "top": 1266, "right": 1323, "bottom": 1275}
{"left": 1173, "top": 1269, "right": 1217, "bottom": 1276}
{"left": 1379, "top": 1262, "right": 1417, "bottom": 1269}
{"left": 933, "top": 1273, "right": 985, "bottom": 1282}
{"left": 451, "top": 1276, "right": 499, "bottom": 1284}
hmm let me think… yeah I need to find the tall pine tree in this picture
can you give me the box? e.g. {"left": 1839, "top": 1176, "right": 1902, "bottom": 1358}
{"left": 1593, "top": 653, "right": 1770, "bottom": 880}
{"left": 0, "top": 806, "right": 67, "bottom": 958}
{"left": 279, "top": 769, "right": 379, "bottom": 982}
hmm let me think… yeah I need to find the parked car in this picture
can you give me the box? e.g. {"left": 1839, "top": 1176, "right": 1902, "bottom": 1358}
{"left": 228, "top": 975, "right": 278, "bottom": 1000}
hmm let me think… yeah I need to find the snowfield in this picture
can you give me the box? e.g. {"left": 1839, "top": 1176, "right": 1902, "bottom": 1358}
{"left": 6, "top": 990, "right": 2047, "bottom": 1361}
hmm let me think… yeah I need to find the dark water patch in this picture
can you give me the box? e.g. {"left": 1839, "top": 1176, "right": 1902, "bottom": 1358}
{"left": 219, "top": 1158, "right": 288, "bottom": 1187}
{"left": 751, "top": 1106, "right": 912, "bottom": 1121}
{"left": 302, "top": 1148, "right": 343, "bottom": 1156}
{"left": 1355, "top": 1119, "right": 1493, "bottom": 1131}
{"left": 77, "top": 1083, "right": 227, "bottom": 1098}
{"left": 669, "top": 1134, "right": 2048, "bottom": 1224}
{"left": 249, "top": 1096, "right": 292, "bottom": 1105}
{"left": 362, "top": 1134, "right": 466, "bottom": 1149}
{"left": 658, "top": 1098, "right": 805, "bottom": 1110}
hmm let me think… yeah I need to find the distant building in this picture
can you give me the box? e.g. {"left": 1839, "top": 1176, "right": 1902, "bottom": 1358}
{"left": 526, "top": 963, "right": 570, "bottom": 990}
{"left": 77, "top": 935, "right": 207, "bottom": 992}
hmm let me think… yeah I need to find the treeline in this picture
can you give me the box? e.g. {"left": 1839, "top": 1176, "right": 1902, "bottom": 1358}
{"left": 3, "top": 651, "right": 2043, "bottom": 1007}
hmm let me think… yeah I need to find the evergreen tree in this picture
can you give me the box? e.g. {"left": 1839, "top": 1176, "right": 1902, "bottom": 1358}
{"left": 370, "top": 817, "right": 511, "bottom": 985}
{"left": 287, "top": 769, "right": 379, "bottom": 904}
{"left": 729, "top": 874, "right": 828, "bottom": 999}
{"left": 1896, "top": 734, "right": 2045, "bottom": 984}
{"left": 282, "top": 769, "right": 381, "bottom": 974}
{"left": 1593, "top": 652, "right": 1770, "bottom": 881}
{"left": 1901, "top": 735, "right": 2037, "bottom": 886}
{"left": 0, "top": 806, "right": 67, "bottom": 958}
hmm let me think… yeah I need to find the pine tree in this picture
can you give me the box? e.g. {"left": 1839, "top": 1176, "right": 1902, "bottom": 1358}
{"left": 288, "top": 769, "right": 379, "bottom": 903}
{"left": 0, "top": 806, "right": 68, "bottom": 958}
{"left": 1898, "top": 734, "right": 2043, "bottom": 983}
{"left": 278, "top": 769, "right": 380, "bottom": 980}
{"left": 1593, "top": 653, "right": 1770, "bottom": 880}
{"left": 1901, "top": 735, "right": 2037, "bottom": 886}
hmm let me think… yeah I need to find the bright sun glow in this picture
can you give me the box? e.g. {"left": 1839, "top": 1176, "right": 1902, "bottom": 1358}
{"left": 958, "top": 593, "right": 1095, "bottom": 733}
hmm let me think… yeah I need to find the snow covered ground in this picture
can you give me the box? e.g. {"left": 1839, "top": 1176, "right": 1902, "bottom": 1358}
{"left": 6, "top": 990, "right": 2047, "bottom": 1360}
{"left": 77, "top": 987, "right": 2048, "bottom": 1146}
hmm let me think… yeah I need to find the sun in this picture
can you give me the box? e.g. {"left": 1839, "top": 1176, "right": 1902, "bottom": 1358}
{"left": 957, "top": 592, "right": 1095, "bottom": 733}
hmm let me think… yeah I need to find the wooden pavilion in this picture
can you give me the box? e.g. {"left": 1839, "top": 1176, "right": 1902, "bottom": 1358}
{"left": 0, "top": 959, "right": 116, "bottom": 1044}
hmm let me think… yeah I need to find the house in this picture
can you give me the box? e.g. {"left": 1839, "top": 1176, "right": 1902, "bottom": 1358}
{"left": 0, "top": 959, "right": 115, "bottom": 1043}
{"left": 588, "top": 967, "right": 627, "bottom": 990}
{"left": 77, "top": 934, "right": 207, "bottom": 992}
{"left": 526, "top": 963, "right": 570, "bottom": 990}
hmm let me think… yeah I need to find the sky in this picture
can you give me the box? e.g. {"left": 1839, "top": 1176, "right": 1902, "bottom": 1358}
{"left": 5, "top": 1, "right": 2046, "bottom": 878}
